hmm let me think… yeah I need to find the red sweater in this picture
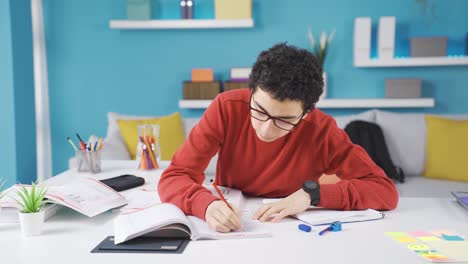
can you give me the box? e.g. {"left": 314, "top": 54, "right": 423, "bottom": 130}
{"left": 159, "top": 89, "right": 398, "bottom": 219}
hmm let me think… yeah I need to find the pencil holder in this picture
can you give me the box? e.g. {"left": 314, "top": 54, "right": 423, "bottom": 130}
{"left": 76, "top": 150, "right": 102, "bottom": 173}
{"left": 136, "top": 124, "right": 161, "bottom": 170}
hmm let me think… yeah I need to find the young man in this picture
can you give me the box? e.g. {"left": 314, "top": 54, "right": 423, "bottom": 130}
{"left": 158, "top": 43, "right": 398, "bottom": 233}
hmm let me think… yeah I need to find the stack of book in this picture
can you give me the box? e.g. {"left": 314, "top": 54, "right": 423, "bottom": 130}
{"left": 183, "top": 68, "right": 220, "bottom": 99}
{"left": 214, "top": 0, "right": 252, "bottom": 20}
{"left": 224, "top": 67, "right": 250, "bottom": 92}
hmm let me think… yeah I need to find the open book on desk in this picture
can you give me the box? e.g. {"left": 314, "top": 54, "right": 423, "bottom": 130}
{"left": 262, "top": 198, "right": 384, "bottom": 225}
{"left": 114, "top": 203, "right": 271, "bottom": 244}
{"left": 0, "top": 178, "right": 127, "bottom": 218}
{"left": 295, "top": 208, "right": 384, "bottom": 226}
{"left": 204, "top": 184, "right": 246, "bottom": 209}
{"left": 116, "top": 184, "right": 245, "bottom": 214}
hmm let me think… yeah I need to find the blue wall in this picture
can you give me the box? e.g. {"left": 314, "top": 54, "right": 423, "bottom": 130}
{"left": 0, "top": 0, "right": 36, "bottom": 187}
{"left": 41, "top": 0, "right": 468, "bottom": 174}
{"left": 10, "top": 0, "right": 36, "bottom": 184}
{"left": 0, "top": 0, "right": 17, "bottom": 188}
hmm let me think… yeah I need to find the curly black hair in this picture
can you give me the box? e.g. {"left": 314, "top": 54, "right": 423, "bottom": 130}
{"left": 249, "top": 43, "right": 323, "bottom": 112}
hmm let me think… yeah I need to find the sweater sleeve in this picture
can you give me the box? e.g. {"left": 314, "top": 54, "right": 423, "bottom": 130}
{"left": 320, "top": 119, "right": 399, "bottom": 211}
{"left": 158, "top": 96, "right": 225, "bottom": 219}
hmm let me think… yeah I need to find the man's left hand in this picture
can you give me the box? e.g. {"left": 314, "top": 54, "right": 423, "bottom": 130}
{"left": 252, "top": 189, "right": 311, "bottom": 223}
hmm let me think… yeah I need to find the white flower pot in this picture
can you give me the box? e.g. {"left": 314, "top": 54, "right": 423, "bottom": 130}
{"left": 18, "top": 210, "right": 45, "bottom": 237}
{"left": 320, "top": 72, "right": 327, "bottom": 99}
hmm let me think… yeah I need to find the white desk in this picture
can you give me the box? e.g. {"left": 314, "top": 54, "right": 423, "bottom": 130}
{"left": 2, "top": 161, "right": 468, "bottom": 264}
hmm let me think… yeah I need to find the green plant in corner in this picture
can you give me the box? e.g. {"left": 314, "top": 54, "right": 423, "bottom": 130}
{"left": 14, "top": 182, "right": 47, "bottom": 213}
{"left": 307, "top": 28, "right": 335, "bottom": 67}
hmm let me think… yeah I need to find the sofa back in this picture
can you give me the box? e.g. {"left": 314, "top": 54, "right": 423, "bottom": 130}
{"left": 185, "top": 111, "right": 468, "bottom": 177}
{"left": 374, "top": 111, "right": 468, "bottom": 176}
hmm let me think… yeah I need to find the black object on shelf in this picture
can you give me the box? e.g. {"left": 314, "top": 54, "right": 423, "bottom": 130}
{"left": 186, "top": 0, "right": 193, "bottom": 19}
{"left": 180, "top": 0, "right": 187, "bottom": 19}
{"left": 180, "top": 0, "right": 193, "bottom": 19}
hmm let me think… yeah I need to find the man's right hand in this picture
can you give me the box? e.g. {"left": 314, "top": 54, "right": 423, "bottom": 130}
{"left": 205, "top": 200, "right": 242, "bottom": 232}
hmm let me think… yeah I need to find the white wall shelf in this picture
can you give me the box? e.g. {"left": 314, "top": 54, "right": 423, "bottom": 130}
{"left": 179, "top": 98, "right": 435, "bottom": 109}
{"left": 355, "top": 56, "right": 468, "bottom": 68}
{"left": 109, "top": 19, "right": 254, "bottom": 29}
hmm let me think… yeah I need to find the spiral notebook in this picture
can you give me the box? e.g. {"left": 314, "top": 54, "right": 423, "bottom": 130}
{"left": 262, "top": 199, "right": 384, "bottom": 226}
{"left": 294, "top": 208, "right": 384, "bottom": 226}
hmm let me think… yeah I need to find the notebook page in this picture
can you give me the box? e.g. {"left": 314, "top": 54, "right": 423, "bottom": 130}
{"left": 0, "top": 186, "right": 25, "bottom": 209}
{"left": 114, "top": 203, "right": 192, "bottom": 244}
{"left": 205, "top": 185, "right": 246, "bottom": 209}
{"left": 116, "top": 187, "right": 161, "bottom": 214}
{"left": 45, "top": 178, "right": 127, "bottom": 217}
{"left": 295, "top": 208, "right": 383, "bottom": 226}
{"left": 188, "top": 211, "right": 272, "bottom": 240}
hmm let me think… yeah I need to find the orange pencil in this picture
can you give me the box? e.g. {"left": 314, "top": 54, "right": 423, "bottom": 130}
{"left": 143, "top": 136, "right": 158, "bottom": 169}
{"left": 212, "top": 182, "right": 233, "bottom": 210}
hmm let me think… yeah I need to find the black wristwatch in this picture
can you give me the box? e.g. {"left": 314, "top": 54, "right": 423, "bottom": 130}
{"left": 302, "top": 180, "right": 320, "bottom": 206}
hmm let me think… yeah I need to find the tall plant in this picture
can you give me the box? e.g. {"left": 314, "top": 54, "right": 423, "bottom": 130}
{"left": 307, "top": 28, "right": 335, "bottom": 67}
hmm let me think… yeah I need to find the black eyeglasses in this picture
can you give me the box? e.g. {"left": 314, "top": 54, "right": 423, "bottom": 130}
{"left": 249, "top": 93, "right": 306, "bottom": 131}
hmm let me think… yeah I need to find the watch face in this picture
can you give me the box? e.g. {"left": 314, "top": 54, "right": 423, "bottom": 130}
{"left": 305, "top": 181, "right": 318, "bottom": 190}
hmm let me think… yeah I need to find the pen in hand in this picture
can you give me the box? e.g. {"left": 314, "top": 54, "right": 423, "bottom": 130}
{"left": 212, "top": 181, "right": 233, "bottom": 210}
{"left": 211, "top": 182, "right": 243, "bottom": 231}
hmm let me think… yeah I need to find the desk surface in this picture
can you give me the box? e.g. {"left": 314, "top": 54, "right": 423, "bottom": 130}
{"left": 2, "top": 161, "right": 468, "bottom": 264}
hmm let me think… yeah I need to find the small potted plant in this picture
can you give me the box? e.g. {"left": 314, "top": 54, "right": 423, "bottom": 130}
{"left": 308, "top": 28, "right": 335, "bottom": 99}
{"left": 14, "top": 182, "right": 48, "bottom": 236}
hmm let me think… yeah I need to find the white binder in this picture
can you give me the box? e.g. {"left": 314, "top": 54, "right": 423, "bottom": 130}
{"left": 378, "top": 16, "right": 396, "bottom": 60}
{"left": 353, "top": 17, "right": 372, "bottom": 65}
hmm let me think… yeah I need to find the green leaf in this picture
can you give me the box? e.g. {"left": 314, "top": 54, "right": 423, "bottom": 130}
{"left": 31, "top": 183, "right": 36, "bottom": 203}
{"left": 17, "top": 188, "right": 29, "bottom": 209}
{"left": 33, "top": 186, "right": 47, "bottom": 212}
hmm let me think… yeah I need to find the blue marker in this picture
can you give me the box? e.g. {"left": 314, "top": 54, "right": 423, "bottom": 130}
{"left": 319, "top": 221, "right": 342, "bottom": 236}
{"left": 298, "top": 224, "right": 312, "bottom": 232}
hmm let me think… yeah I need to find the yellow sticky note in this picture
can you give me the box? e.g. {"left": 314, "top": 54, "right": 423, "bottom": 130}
{"left": 386, "top": 232, "right": 408, "bottom": 237}
{"left": 394, "top": 236, "right": 418, "bottom": 243}
{"left": 408, "top": 244, "right": 431, "bottom": 251}
{"left": 421, "top": 252, "right": 451, "bottom": 261}
{"left": 419, "top": 236, "right": 441, "bottom": 242}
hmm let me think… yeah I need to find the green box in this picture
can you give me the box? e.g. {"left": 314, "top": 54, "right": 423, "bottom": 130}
{"left": 127, "top": 0, "right": 151, "bottom": 20}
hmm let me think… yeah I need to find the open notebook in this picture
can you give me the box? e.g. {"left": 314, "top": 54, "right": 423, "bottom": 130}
{"left": 114, "top": 203, "right": 271, "bottom": 244}
{"left": 263, "top": 198, "right": 384, "bottom": 225}
{"left": 114, "top": 186, "right": 270, "bottom": 244}
{"left": 0, "top": 178, "right": 127, "bottom": 218}
{"left": 295, "top": 208, "right": 384, "bottom": 226}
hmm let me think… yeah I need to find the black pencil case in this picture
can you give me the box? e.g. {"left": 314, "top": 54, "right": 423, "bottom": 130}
{"left": 100, "top": 174, "right": 145, "bottom": 192}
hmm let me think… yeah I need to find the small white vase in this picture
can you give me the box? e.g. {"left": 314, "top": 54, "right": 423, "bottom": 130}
{"left": 320, "top": 72, "right": 327, "bottom": 99}
{"left": 18, "top": 210, "right": 45, "bottom": 237}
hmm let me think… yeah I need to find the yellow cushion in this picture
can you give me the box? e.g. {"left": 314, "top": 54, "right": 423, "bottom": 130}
{"left": 424, "top": 115, "right": 468, "bottom": 181}
{"left": 116, "top": 112, "right": 185, "bottom": 160}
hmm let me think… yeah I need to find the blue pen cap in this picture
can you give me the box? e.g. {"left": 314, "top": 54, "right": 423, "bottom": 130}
{"left": 298, "top": 224, "right": 312, "bottom": 232}
{"left": 330, "top": 221, "right": 342, "bottom": 232}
